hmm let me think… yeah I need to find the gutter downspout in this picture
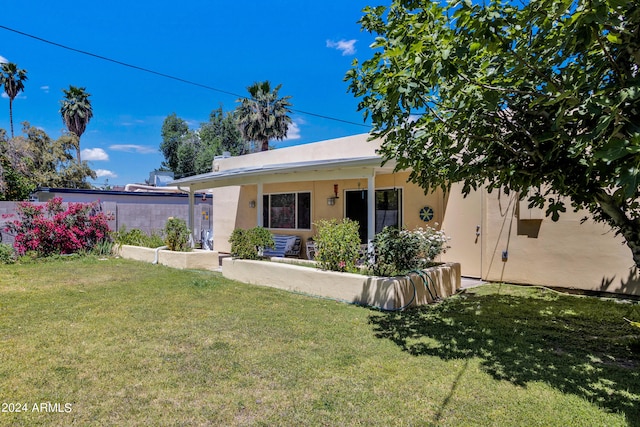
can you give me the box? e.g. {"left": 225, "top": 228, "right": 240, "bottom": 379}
{"left": 153, "top": 246, "right": 168, "bottom": 264}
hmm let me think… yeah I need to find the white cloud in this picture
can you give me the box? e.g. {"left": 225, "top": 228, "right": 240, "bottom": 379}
{"left": 82, "top": 148, "right": 109, "bottom": 161}
{"left": 1, "top": 92, "right": 26, "bottom": 100}
{"left": 95, "top": 169, "right": 118, "bottom": 179}
{"left": 109, "top": 144, "right": 157, "bottom": 154}
{"left": 0, "top": 55, "right": 7, "bottom": 64}
{"left": 326, "top": 39, "right": 357, "bottom": 56}
{"left": 119, "top": 119, "right": 145, "bottom": 126}
{"left": 40, "top": 85, "right": 50, "bottom": 93}
{"left": 285, "top": 120, "right": 302, "bottom": 141}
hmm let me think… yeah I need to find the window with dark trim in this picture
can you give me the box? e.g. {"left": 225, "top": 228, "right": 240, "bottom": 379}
{"left": 262, "top": 192, "right": 311, "bottom": 229}
{"left": 375, "top": 188, "right": 402, "bottom": 233}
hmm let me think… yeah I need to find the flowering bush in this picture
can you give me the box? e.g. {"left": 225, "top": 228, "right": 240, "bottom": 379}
{"left": 314, "top": 218, "right": 361, "bottom": 272}
{"left": 5, "top": 198, "right": 111, "bottom": 257}
{"left": 368, "top": 225, "right": 450, "bottom": 276}
{"left": 413, "top": 225, "right": 450, "bottom": 262}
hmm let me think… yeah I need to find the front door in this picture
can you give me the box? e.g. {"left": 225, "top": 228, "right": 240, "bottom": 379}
{"left": 345, "top": 188, "right": 402, "bottom": 243}
{"left": 345, "top": 190, "right": 368, "bottom": 243}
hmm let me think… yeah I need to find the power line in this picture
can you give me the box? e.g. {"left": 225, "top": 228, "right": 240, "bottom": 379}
{"left": 0, "top": 25, "right": 244, "bottom": 99}
{"left": 0, "top": 25, "right": 371, "bottom": 129}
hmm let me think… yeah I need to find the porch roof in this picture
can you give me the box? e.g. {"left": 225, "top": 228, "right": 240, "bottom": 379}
{"left": 170, "top": 156, "right": 398, "bottom": 191}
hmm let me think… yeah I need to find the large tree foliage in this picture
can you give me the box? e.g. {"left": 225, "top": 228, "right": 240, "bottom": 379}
{"left": 0, "top": 122, "right": 95, "bottom": 200}
{"left": 175, "top": 131, "right": 200, "bottom": 178}
{"left": 160, "top": 113, "right": 189, "bottom": 172}
{"left": 0, "top": 128, "right": 31, "bottom": 200}
{"left": 200, "top": 107, "right": 247, "bottom": 156}
{"left": 60, "top": 85, "right": 93, "bottom": 163}
{"left": 235, "top": 81, "right": 293, "bottom": 152}
{"left": 0, "top": 62, "right": 28, "bottom": 138}
{"left": 347, "top": 0, "right": 640, "bottom": 267}
{"left": 159, "top": 108, "right": 245, "bottom": 178}
{"left": 24, "top": 125, "right": 96, "bottom": 189}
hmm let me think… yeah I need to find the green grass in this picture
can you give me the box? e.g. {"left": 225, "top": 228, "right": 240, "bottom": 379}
{"left": 1, "top": 257, "right": 639, "bottom": 426}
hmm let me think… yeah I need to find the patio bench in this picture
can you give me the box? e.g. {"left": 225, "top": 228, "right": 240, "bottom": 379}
{"left": 262, "top": 234, "right": 302, "bottom": 258}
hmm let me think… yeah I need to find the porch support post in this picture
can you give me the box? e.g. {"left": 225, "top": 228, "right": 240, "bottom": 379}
{"left": 188, "top": 187, "right": 195, "bottom": 247}
{"left": 257, "top": 182, "right": 264, "bottom": 227}
{"left": 367, "top": 170, "right": 375, "bottom": 245}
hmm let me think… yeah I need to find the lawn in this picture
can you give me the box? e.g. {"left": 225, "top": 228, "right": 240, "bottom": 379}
{"left": 1, "top": 257, "right": 639, "bottom": 426}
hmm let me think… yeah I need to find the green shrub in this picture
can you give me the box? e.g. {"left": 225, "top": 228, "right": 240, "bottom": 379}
{"left": 113, "top": 226, "right": 165, "bottom": 248}
{"left": 229, "top": 229, "right": 250, "bottom": 258}
{"left": 369, "top": 227, "right": 421, "bottom": 276}
{"left": 113, "top": 227, "right": 146, "bottom": 246}
{"left": 0, "top": 243, "right": 16, "bottom": 264}
{"left": 314, "top": 218, "right": 361, "bottom": 272}
{"left": 229, "top": 227, "right": 274, "bottom": 259}
{"left": 164, "top": 217, "right": 191, "bottom": 252}
{"left": 368, "top": 226, "right": 450, "bottom": 276}
{"left": 145, "top": 231, "right": 165, "bottom": 249}
{"left": 90, "top": 239, "right": 115, "bottom": 256}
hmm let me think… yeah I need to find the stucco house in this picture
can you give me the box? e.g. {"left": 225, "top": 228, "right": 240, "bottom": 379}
{"left": 171, "top": 133, "right": 639, "bottom": 297}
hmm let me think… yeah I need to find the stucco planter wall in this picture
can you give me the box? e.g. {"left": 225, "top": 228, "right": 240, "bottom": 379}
{"left": 118, "top": 245, "right": 219, "bottom": 271}
{"left": 222, "top": 258, "right": 461, "bottom": 309}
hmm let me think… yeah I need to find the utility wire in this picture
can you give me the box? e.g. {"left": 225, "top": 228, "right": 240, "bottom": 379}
{"left": 0, "top": 24, "right": 371, "bottom": 129}
{"left": 0, "top": 25, "right": 243, "bottom": 99}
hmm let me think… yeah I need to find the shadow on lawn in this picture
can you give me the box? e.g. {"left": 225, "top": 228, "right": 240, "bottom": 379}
{"left": 369, "top": 286, "right": 640, "bottom": 425}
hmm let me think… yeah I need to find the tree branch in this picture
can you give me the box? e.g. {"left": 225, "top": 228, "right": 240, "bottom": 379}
{"left": 594, "top": 28, "right": 628, "bottom": 82}
{"left": 457, "top": 72, "right": 551, "bottom": 98}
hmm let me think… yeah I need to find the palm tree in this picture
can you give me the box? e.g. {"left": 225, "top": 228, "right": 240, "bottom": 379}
{"left": 60, "top": 85, "right": 93, "bottom": 162}
{"left": 235, "top": 81, "right": 292, "bottom": 152}
{"left": 0, "top": 62, "right": 28, "bottom": 138}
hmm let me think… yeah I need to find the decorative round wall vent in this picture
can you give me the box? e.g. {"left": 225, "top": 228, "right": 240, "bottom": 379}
{"left": 419, "top": 205, "right": 434, "bottom": 222}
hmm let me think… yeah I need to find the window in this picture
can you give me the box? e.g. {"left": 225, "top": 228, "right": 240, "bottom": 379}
{"left": 375, "top": 188, "right": 402, "bottom": 233}
{"left": 263, "top": 192, "right": 311, "bottom": 229}
{"left": 346, "top": 188, "right": 402, "bottom": 242}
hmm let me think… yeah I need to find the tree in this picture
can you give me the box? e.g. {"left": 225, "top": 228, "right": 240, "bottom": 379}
{"left": 196, "top": 107, "right": 246, "bottom": 172}
{"left": 50, "top": 134, "right": 97, "bottom": 188}
{"left": 159, "top": 108, "right": 246, "bottom": 177}
{"left": 200, "top": 107, "right": 246, "bottom": 156}
{"left": 0, "top": 62, "right": 28, "bottom": 138}
{"left": 0, "top": 122, "right": 95, "bottom": 199}
{"left": 347, "top": 0, "right": 640, "bottom": 268}
{"left": 60, "top": 85, "right": 93, "bottom": 163}
{"left": 160, "top": 113, "right": 189, "bottom": 172}
{"left": 235, "top": 81, "right": 292, "bottom": 151}
{"left": 175, "top": 131, "right": 200, "bottom": 178}
{"left": 0, "top": 128, "right": 32, "bottom": 200}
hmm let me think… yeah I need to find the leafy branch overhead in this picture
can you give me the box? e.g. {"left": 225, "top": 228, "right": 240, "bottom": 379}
{"left": 347, "top": 0, "right": 640, "bottom": 267}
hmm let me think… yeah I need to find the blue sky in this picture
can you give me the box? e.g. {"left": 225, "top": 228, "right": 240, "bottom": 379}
{"left": 0, "top": 1, "right": 377, "bottom": 186}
